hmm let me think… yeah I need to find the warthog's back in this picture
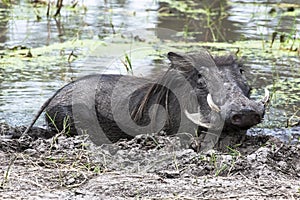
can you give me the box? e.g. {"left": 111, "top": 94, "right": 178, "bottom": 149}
{"left": 45, "top": 74, "right": 154, "bottom": 143}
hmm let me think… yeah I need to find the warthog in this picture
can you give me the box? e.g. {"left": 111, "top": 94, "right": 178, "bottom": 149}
{"left": 24, "top": 49, "right": 269, "bottom": 146}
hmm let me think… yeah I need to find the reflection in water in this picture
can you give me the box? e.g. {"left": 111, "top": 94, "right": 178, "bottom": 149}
{"left": 0, "top": 0, "right": 299, "bottom": 129}
{"left": 157, "top": 0, "right": 240, "bottom": 42}
{"left": 0, "top": 2, "right": 9, "bottom": 47}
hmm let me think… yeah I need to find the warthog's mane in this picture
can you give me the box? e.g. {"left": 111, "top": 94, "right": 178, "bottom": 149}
{"left": 131, "top": 54, "right": 242, "bottom": 127}
{"left": 130, "top": 68, "right": 180, "bottom": 125}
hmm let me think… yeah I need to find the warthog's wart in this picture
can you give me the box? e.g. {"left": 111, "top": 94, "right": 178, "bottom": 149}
{"left": 24, "top": 49, "right": 269, "bottom": 146}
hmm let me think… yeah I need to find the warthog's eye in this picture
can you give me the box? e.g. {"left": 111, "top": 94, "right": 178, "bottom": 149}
{"left": 239, "top": 68, "right": 244, "bottom": 74}
{"left": 196, "top": 73, "right": 206, "bottom": 88}
{"left": 197, "top": 73, "right": 203, "bottom": 85}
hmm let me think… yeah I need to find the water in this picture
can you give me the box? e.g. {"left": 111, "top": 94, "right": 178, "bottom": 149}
{"left": 0, "top": 0, "right": 299, "bottom": 134}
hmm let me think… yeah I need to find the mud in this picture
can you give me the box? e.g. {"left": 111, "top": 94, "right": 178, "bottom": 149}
{"left": 0, "top": 123, "right": 299, "bottom": 199}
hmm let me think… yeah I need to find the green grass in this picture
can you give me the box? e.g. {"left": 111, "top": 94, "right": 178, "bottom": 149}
{"left": 45, "top": 112, "right": 71, "bottom": 136}
{"left": 122, "top": 52, "right": 133, "bottom": 75}
{"left": 0, "top": 155, "right": 17, "bottom": 189}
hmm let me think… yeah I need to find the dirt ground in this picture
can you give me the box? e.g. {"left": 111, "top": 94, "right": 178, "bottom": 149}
{"left": 0, "top": 122, "right": 299, "bottom": 199}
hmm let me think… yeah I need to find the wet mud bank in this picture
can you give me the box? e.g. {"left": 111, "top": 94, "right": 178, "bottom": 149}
{"left": 0, "top": 123, "right": 299, "bottom": 199}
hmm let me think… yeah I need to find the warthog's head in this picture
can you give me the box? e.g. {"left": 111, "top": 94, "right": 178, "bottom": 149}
{"left": 167, "top": 50, "right": 269, "bottom": 133}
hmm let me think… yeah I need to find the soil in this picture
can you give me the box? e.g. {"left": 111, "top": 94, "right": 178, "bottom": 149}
{"left": 0, "top": 122, "right": 299, "bottom": 199}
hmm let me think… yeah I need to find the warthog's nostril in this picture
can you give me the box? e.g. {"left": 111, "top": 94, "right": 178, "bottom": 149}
{"left": 231, "top": 114, "right": 242, "bottom": 124}
{"left": 231, "top": 109, "right": 262, "bottom": 128}
{"left": 254, "top": 114, "right": 261, "bottom": 123}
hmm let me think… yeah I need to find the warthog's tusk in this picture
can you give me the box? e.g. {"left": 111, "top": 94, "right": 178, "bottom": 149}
{"left": 184, "top": 110, "right": 211, "bottom": 129}
{"left": 262, "top": 88, "right": 270, "bottom": 105}
{"left": 207, "top": 94, "right": 221, "bottom": 112}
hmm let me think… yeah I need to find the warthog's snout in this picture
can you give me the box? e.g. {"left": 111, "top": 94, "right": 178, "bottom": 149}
{"left": 225, "top": 88, "right": 269, "bottom": 130}
{"left": 230, "top": 109, "right": 262, "bottom": 129}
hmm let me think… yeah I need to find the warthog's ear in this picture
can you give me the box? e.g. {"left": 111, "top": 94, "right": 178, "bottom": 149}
{"left": 167, "top": 52, "right": 193, "bottom": 72}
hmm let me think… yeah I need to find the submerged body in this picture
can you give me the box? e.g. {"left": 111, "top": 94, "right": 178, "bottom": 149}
{"left": 27, "top": 50, "right": 269, "bottom": 146}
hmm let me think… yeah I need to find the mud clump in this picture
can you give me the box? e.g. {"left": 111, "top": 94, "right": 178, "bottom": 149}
{"left": 0, "top": 123, "right": 299, "bottom": 199}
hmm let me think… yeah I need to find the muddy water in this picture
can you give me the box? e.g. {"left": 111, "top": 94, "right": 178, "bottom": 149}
{"left": 0, "top": 0, "right": 299, "bottom": 136}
